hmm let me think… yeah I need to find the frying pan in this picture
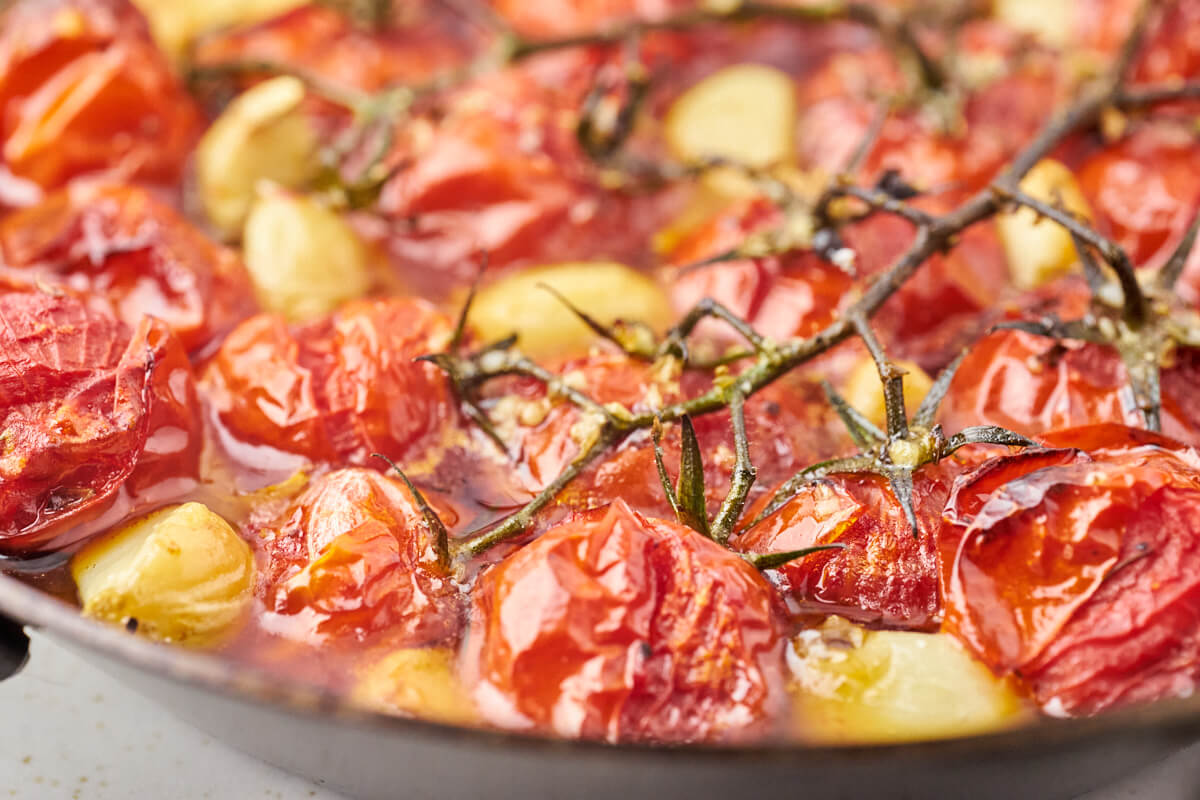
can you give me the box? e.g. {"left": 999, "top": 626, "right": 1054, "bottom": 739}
{"left": 0, "top": 570, "right": 1197, "bottom": 800}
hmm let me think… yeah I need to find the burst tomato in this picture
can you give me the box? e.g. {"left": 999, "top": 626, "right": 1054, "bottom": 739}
{"left": 462, "top": 498, "right": 787, "bottom": 743}
{"left": 0, "top": 279, "right": 200, "bottom": 555}
{"left": 0, "top": 182, "right": 257, "bottom": 357}
{"left": 0, "top": 0, "right": 200, "bottom": 196}
{"left": 942, "top": 424, "right": 1200, "bottom": 714}
{"left": 252, "top": 468, "right": 461, "bottom": 645}
{"left": 201, "top": 298, "right": 456, "bottom": 477}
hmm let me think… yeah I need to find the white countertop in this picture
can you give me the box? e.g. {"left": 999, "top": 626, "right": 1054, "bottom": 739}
{"left": 1, "top": 632, "right": 1197, "bottom": 799}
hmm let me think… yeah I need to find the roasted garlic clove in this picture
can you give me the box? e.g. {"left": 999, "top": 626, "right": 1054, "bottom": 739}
{"left": 665, "top": 63, "right": 798, "bottom": 197}
{"left": 469, "top": 261, "right": 671, "bottom": 359}
{"left": 992, "top": 0, "right": 1074, "bottom": 48}
{"left": 132, "top": 0, "right": 306, "bottom": 63}
{"left": 242, "top": 188, "right": 373, "bottom": 322}
{"left": 72, "top": 503, "right": 255, "bottom": 646}
{"left": 196, "top": 75, "right": 321, "bottom": 239}
{"left": 351, "top": 647, "right": 478, "bottom": 725}
{"left": 789, "top": 617, "right": 1029, "bottom": 744}
{"left": 843, "top": 356, "right": 934, "bottom": 430}
{"left": 997, "top": 158, "right": 1093, "bottom": 290}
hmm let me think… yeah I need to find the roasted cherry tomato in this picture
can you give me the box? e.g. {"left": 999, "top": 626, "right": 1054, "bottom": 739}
{"left": 253, "top": 468, "right": 461, "bottom": 645}
{"left": 0, "top": 182, "right": 257, "bottom": 357}
{"left": 0, "top": 279, "right": 200, "bottom": 555}
{"left": 201, "top": 297, "right": 456, "bottom": 476}
{"left": 938, "top": 325, "right": 1200, "bottom": 448}
{"left": 735, "top": 461, "right": 961, "bottom": 631}
{"left": 462, "top": 499, "right": 788, "bottom": 743}
{"left": 942, "top": 424, "right": 1200, "bottom": 715}
{"left": 0, "top": 0, "right": 200, "bottom": 196}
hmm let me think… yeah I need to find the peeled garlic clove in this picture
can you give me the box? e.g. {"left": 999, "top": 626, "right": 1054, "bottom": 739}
{"left": 351, "top": 647, "right": 478, "bottom": 725}
{"left": 996, "top": 158, "right": 1093, "bottom": 290}
{"left": 242, "top": 189, "right": 373, "bottom": 322}
{"left": 469, "top": 261, "right": 671, "bottom": 359}
{"left": 132, "top": 0, "right": 307, "bottom": 63}
{"left": 196, "top": 75, "right": 321, "bottom": 239}
{"left": 665, "top": 63, "right": 798, "bottom": 197}
{"left": 790, "top": 617, "right": 1029, "bottom": 744}
{"left": 993, "top": 0, "right": 1074, "bottom": 48}
{"left": 842, "top": 356, "right": 934, "bottom": 430}
{"left": 72, "top": 503, "right": 255, "bottom": 646}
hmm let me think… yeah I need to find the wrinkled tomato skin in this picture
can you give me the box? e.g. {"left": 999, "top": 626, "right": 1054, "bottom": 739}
{"left": 735, "top": 461, "right": 964, "bottom": 631}
{"left": 0, "top": 183, "right": 257, "bottom": 357}
{"left": 938, "top": 326, "right": 1200, "bottom": 447}
{"left": 942, "top": 424, "right": 1200, "bottom": 715}
{"left": 0, "top": 0, "right": 200, "bottom": 196}
{"left": 491, "top": 352, "right": 849, "bottom": 529}
{"left": 252, "top": 468, "right": 462, "bottom": 645}
{"left": 201, "top": 298, "right": 456, "bottom": 476}
{"left": 463, "top": 499, "right": 788, "bottom": 744}
{"left": 192, "top": 3, "right": 482, "bottom": 94}
{"left": 0, "top": 281, "right": 201, "bottom": 555}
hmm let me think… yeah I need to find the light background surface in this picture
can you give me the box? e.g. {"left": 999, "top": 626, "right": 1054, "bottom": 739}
{"left": 1, "top": 633, "right": 1198, "bottom": 799}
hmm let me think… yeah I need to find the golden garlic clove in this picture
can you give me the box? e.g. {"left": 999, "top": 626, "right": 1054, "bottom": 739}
{"left": 242, "top": 188, "right": 373, "bottom": 322}
{"left": 132, "top": 0, "right": 306, "bottom": 63}
{"left": 992, "top": 0, "right": 1074, "bottom": 48}
{"left": 996, "top": 158, "right": 1093, "bottom": 290}
{"left": 72, "top": 503, "right": 255, "bottom": 647}
{"left": 351, "top": 647, "right": 478, "bottom": 725}
{"left": 843, "top": 356, "right": 934, "bottom": 431}
{"left": 196, "top": 75, "right": 321, "bottom": 239}
{"left": 468, "top": 261, "right": 671, "bottom": 360}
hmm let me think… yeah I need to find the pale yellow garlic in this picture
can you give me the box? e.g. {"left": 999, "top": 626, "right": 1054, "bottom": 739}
{"left": 242, "top": 189, "right": 373, "bottom": 322}
{"left": 843, "top": 357, "right": 934, "bottom": 431}
{"left": 469, "top": 262, "right": 672, "bottom": 359}
{"left": 664, "top": 64, "right": 797, "bottom": 196}
{"left": 132, "top": 0, "right": 306, "bottom": 63}
{"left": 72, "top": 503, "right": 254, "bottom": 647}
{"left": 196, "top": 76, "right": 321, "bottom": 240}
{"left": 789, "top": 617, "right": 1029, "bottom": 744}
{"left": 997, "top": 158, "right": 1093, "bottom": 289}
{"left": 992, "top": 0, "right": 1074, "bottom": 48}
{"left": 351, "top": 647, "right": 478, "bottom": 725}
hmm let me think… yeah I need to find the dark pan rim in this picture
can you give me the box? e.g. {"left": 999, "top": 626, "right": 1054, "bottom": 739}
{"left": 3, "top": 569, "right": 1200, "bottom": 766}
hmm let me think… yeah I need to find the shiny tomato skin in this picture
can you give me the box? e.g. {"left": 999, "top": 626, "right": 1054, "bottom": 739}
{"left": 0, "top": 280, "right": 201, "bottom": 555}
{"left": 938, "top": 325, "right": 1200, "bottom": 448}
{"left": 735, "top": 461, "right": 961, "bottom": 631}
{"left": 0, "top": 0, "right": 200, "bottom": 195}
{"left": 254, "top": 468, "right": 461, "bottom": 645}
{"left": 463, "top": 499, "right": 788, "bottom": 743}
{"left": 0, "top": 183, "right": 257, "bottom": 357}
{"left": 942, "top": 424, "right": 1200, "bottom": 714}
{"left": 201, "top": 298, "right": 455, "bottom": 473}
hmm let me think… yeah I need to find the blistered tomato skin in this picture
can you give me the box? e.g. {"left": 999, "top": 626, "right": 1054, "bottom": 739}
{"left": 942, "top": 424, "right": 1200, "bottom": 715}
{"left": 463, "top": 500, "right": 788, "bottom": 744}
{"left": 0, "top": 183, "right": 257, "bottom": 357}
{"left": 0, "top": 281, "right": 201, "bottom": 555}
{"left": 254, "top": 468, "right": 461, "bottom": 645}
{"left": 0, "top": 0, "right": 200, "bottom": 195}
{"left": 201, "top": 297, "right": 455, "bottom": 470}
{"left": 736, "top": 467, "right": 954, "bottom": 631}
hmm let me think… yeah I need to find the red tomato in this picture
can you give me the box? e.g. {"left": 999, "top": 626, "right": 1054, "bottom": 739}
{"left": 487, "top": 351, "right": 849, "bottom": 529}
{"left": 0, "top": 279, "right": 201, "bottom": 555}
{"left": 253, "top": 468, "right": 461, "bottom": 645}
{"left": 201, "top": 298, "right": 456, "bottom": 476}
{"left": 0, "top": 182, "right": 257, "bottom": 357}
{"left": 462, "top": 499, "right": 788, "bottom": 743}
{"left": 1076, "top": 124, "right": 1200, "bottom": 295}
{"left": 0, "top": 0, "right": 200, "bottom": 196}
{"left": 735, "top": 462, "right": 960, "bottom": 630}
{"left": 938, "top": 326, "right": 1200, "bottom": 447}
{"left": 1077, "top": 0, "right": 1200, "bottom": 84}
{"left": 192, "top": 3, "right": 482, "bottom": 94}
{"left": 942, "top": 424, "right": 1200, "bottom": 714}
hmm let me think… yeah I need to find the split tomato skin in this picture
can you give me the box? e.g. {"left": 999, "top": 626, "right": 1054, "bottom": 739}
{"left": 201, "top": 297, "right": 456, "bottom": 473}
{"left": 253, "top": 468, "right": 461, "bottom": 645}
{"left": 942, "top": 424, "right": 1200, "bottom": 715}
{"left": 0, "top": 281, "right": 201, "bottom": 555}
{"left": 0, "top": 183, "right": 257, "bottom": 357}
{"left": 0, "top": 0, "right": 200, "bottom": 195}
{"left": 463, "top": 499, "right": 788, "bottom": 744}
{"left": 735, "top": 465, "right": 956, "bottom": 631}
